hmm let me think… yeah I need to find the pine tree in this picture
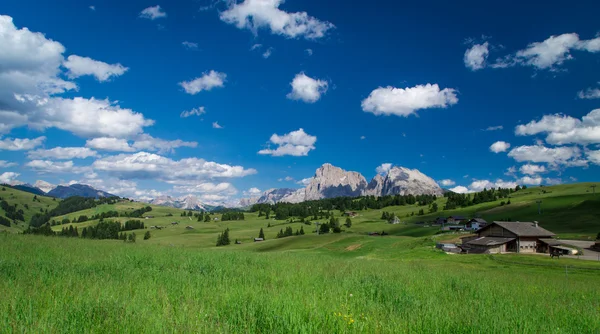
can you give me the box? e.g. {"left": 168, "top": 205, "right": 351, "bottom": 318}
{"left": 259, "top": 228, "right": 265, "bottom": 239}
{"left": 222, "top": 228, "right": 230, "bottom": 245}
{"left": 204, "top": 215, "right": 211, "bottom": 222}
{"left": 300, "top": 226, "right": 305, "bottom": 235}
{"left": 345, "top": 217, "right": 352, "bottom": 228}
{"left": 144, "top": 231, "right": 151, "bottom": 240}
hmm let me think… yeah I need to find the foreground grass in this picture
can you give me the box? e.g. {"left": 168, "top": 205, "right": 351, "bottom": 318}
{"left": 1, "top": 235, "right": 599, "bottom": 333}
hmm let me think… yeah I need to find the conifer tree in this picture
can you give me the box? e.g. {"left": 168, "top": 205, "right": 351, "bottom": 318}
{"left": 300, "top": 226, "right": 305, "bottom": 235}
{"left": 259, "top": 228, "right": 265, "bottom": 239}
{"left": 144, "top": 231, "right": 151, "bottom": 240}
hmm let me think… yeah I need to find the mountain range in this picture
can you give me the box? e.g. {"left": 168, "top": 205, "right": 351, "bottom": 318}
{"left": 5, "top": 181, "right": 117, "bottom": 199}
{"left": 236, "top": 163, "right": 443, "bottom": 207}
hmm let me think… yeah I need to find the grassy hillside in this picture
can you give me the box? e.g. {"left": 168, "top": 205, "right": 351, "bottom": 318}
{"left": 0, "top": 186, "right": 59, "bottom": 232}
{"left": 1, "top": 235, "right": 598, "bottom": 332}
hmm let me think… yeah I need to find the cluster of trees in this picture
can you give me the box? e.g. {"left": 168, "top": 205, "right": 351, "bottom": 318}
{"left": 29, "top": 196, "right": 124, "bottom": 228}
{"left": 128, "top": 206, "right": 152, "bottom": 218}
{"left": 58, "top": 225, "right": 79, "bottom": 237}
{"left": 81, "top": 221, "right": 121, "bottom": 240}
{"left": 121, "top": 220, "right": 144, "bottom": 231}
{"left": 23, "top": 223, "right": 55, "bottom": 236}
{"left": 216, "top": 228, "right": 231, "bottom": 246}
{"left": 221, "top": 212, "right": 245, "bottom": 221}
{"left": 251, "top": 194, "right": 439, "bottom": 221}
{"left": 276, "top": 226, "right": 305, "bottom": 238}
{"left": 119, "top": 232, "right": 136, "bottom": 243}
{"left": 90, "top": 211, "right": 120, "bottom": 221}
{"left": 0, "top": 215, "right": 11, "bottom": 227}
{"left": 0, "top": 200, "right": 25, "bottom": 222}
{"left": 381, "top": 211, "right": 398, "bottom": 222}
{"left": 444, "top": 186, "right": 523, "bottom": 210}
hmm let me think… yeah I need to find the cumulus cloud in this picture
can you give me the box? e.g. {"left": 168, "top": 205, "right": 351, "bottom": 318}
{"left": 587, "top": 150, "right": 600, "bottom": 165}
{"left": 182, "top": 41, "right": 198, "bottom": 50}
{"left": 212, "top": 122, "right": 224, "bottom": 129}
{"left": 179, "top": 70, "right": 226, "bottom": 95}
{"left": 286, "top": 73, "right": 328, "bottom": 103}
{"left": 258, "top": 128, "right": 317, "bottom": 157}
{"left": 180, "top": 106, "right": 206, "bottom": 118}
{"left": 486, "top": 33, "right": 600, "bottom": 70}
{"left": 464, "top": 42, "right": 489, "bottom": 70}
{"left": 577, "top": 87, "right": 600, "bottom": 100}
{"left": 262, "top": 47, "right": 274, "bottom": 58}
{"left": 508, "top": 145, "right": 585, "bottom": 166}
{"left": 244, "top": 187, "right": 262, "bottom": 196}
{"left": 27, "top": 147, "right": 97, "bottom": 160}
{"left": 139, "top": 5, "right": 167, "bottom": 20}
{"left": 172, "top": 182, "right": 238, "bottom": 195}
{"left": 449, "top": 186, "right": 469, "bottom": 194}
{"left": 0, "top": 160, "right": 17, "bottom": 168}
{"left": 93, "top": 152, "right": 256, "bottom": 183}
{"left": 296, "top": 178, "right": 312, "bottom": 186}
{"left": 86, "top": 137, "right": 134, "bottom": 152}
{"left": 519, "top": 164, "right": 546, "bottom": 175}
{"left": 0, "top": 172, "right": 21, "bottom": 184}
{"left": 361, "top": 84, "right": 458, "bottom": 117}
{"left": 220, "top": 0, "right": 335, "bottom": 40}
{"left": 515, "top": 109, "right": 600, "bottom": 145}
{"left": 518, "top": 176, "right": 542, "bottom": 185}
{"left": 439, "top": 179, "right": 456, "bottom": 186}
{"left": 63, "top": 55, "right": 128, "bottom": 82}
{"left": 376, "top": 163, "right": 393, "bottom": 175}
{"left": 26, "top": 160, "right": 88, "bottom": 174}
{"left": 130, "top": 134, "right": 197, "bottom": 154}
{"left": 0, "top": 136, "right": 46, "bottom": 151}
{"left": 305, "top": 48, "right": 313, "bottom": 56}
{"left": 490, "top": 141, "right": 511, "bottom": 153}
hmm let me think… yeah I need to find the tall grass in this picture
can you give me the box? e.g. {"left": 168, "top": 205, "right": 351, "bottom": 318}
{"left": 1, "top": 235, "right": 599, "bottom": 333}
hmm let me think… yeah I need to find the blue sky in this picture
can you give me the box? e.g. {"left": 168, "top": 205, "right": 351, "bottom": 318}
{"left": 0, "top": 0, "right": 599, "bottom": 204}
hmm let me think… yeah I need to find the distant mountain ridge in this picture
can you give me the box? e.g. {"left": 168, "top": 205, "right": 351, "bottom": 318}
{"left": 12, "top": 184, "right": 47, "bottom": 196}
{"left": 241, "top": 163, "right": 443, "bottom": 206}
{"left": 149, "top": 195, "right": 208, "bottom": 211}
{"left": 47, "top": 184, "right": 117, "bottom": 199}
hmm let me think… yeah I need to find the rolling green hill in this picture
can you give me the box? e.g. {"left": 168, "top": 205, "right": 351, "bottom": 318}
{"left": 0, "top": 186, "right": 59, "bottom": 233}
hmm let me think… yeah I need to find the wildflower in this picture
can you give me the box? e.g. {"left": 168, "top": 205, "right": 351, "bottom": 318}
{"left": 349, "top": 293, "right": 353, "bottom": 297}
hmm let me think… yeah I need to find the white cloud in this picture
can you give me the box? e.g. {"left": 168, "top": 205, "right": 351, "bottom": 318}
{"left": 0, "top": 136, "right": 45, "bottom": 151}
{"left": 172, "top": 182, "right": 238, "bottom": 195}
{"left": 286, "top": 73, "right": 328, "bottom": 103}
{"left": 250, "top": 44, "right": 262, "bottom": 50}
{"left": 139, "top": 5, "right": 167, "bottom": 20}
{"left": 490, "top": 141, "right": 511, "bottom": 153}
{"left": 0, "top": 160, "right": 17, "bottom": 168}
{"left": 305, "top": 49, "right": 313, "bottom": 56}
{"left": 376, "top": 163, "right": 393, "bottom": 175}
{"left": 518, "top": 176, "right": 542, "bottom": 185}
{"left": 93, "top": 152, "right": 257, "bottom": 182}
{"left": 516, "top": 109, "right": 600, "bottom": 145}
{"left": 587, "top": 150, "right": 600, "bottom": 165}
{"left": 89, "top": 5, "right": 95, "bottom": 11}
{"left": 439, "top": 179, "right": 456, "bottom": 186}
{"left": 577, "top": 87, "right": 600, "bottom": 100}
{"left": 63, "top": 55, "right": 128, "bottom": 82}
{"left": 27, "top": 147, "right": 97, "bottom": 160}
{"left": 244, "top": 187, "right": 262, "bottom": 196}
{"left": 449, "top": 186, "right": 469, "bottom": 194}
{"left": 180, "top": 106, "right": 206, "bottom": 118}
{"left": 489, "top": 33, "right": 600, "bottom": 70}
{"left": 296, "top": 178, "right": 312, "bottom": 186}
{"left": 262, "top": 47, "right": 274, "bottom": 59}
{"left": 544, "top": 178, "right": 562, "bottom": 185}
{"left": 519, "top": 164, "right": 546, "bottom": 175}
{"left": 0, "top": 172, "right": 20, "bottom": 184}
{"left": 26, "top": 160, "right": 88, "bottom": 174}
{"left": 508, "top": 145, "right": 584, "bottom": 166}
{"left": 258, "top": 128, "right": 317, "bottom": 157}
{"left": 130, "top": 134, "right": 197, "bottom": 154}
{"left": 179, "top": 70, "right": 226, "bottom": 95}
{"left": 361, "top": 83, "right": 458, "bottom": 117}
{"left": 360, "top": 136, "right": 366, "bottom": 140}
{"left": 86, "top": 137, "right": 134, "bottom": 152}
{"left": 468, "top": 179, "right": 518, "bottom": 192}
{"left": 484, "top": 125, "right": 503, "bottom": 131}
{"left": 220, "top": 0, "right": 334, "bottom": 40}
{"left": 212, "top": 122, "right": 223, "bottom": 129}
{"left": 464, "top": 42, "right": 489, "bottom": 70}
{"left": 182, "top": 41, "right": 198, "bottom": 50}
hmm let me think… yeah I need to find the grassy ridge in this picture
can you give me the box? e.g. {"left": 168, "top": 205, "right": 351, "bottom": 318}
{"left": 0, "top": 186, "right": 58, "bottom": 232}
{"left": 1, "top": 235, "right": 598, "bottom": 333}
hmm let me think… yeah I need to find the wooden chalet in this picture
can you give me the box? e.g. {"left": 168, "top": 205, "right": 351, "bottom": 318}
{"left": 463, "top": 221, "right": 555, "bottom": 254}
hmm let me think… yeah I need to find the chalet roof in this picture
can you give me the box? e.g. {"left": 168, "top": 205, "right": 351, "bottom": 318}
{"left": 466, "top": 237, "right": 515, "bottom": 246}
{"left": 470, "top": 218, "right": 487, "bottom": 223}
{"left": 490, "top": 221, "right": 555, "bottom": 237}
{"left": 538, "top": 238, "right": 562, "bottom": 246}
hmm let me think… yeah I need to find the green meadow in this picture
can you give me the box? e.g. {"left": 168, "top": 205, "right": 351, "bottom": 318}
{"left": 1, "top": 183, "right": 600, "bottom": 332}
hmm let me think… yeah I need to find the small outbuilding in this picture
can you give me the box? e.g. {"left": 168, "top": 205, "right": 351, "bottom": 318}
{"left": 254, "top": 238, "right": 264, "bottom": 242}
{"left": 185, "top": 226, "right": 194, "bottom": 230}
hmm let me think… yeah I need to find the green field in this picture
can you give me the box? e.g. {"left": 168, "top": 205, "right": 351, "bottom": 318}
{"left": 1, "top": 183, "right": 600, "bottom": 332}
{"left": 0, "top": 186, "right": 58, "bottom": 233}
